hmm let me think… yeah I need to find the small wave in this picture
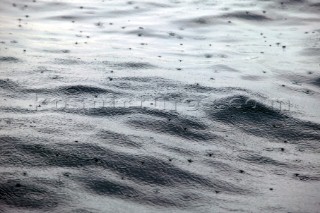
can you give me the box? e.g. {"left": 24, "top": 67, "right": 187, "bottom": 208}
{"left": 0, "top": 175, "right": 60, "bottom": 210}
{"left": 292, "top": 173, "right": 320, "bottom": 181}
{"left": 59, "top": 85, "right": 109, "bottom": 95}
{"left": 24, "top": 85, "right": 119, "bottom": 96}
{"left": 54, "top": 58, "right": 86, "bottom": 65}
{"left": 96, "top": 130, "right": 142, "bottom": 147}
{"left": 76, "top": 176, "right": 183, "bottom": 207}
{"left": 300, "top": 48, "right": 320, "bottom": 57}
{"left": 0, "top": 56, "right": 20, "bottom": 63}
{"left": 206, "top": 95, "right": 320, "bottom": 148}
{"left": 174, "top": 15, "right": 225, "bottom": 27}
{"left": 127, "top": 116, "right": 215, "bottom": 141}
{"left": 309, "top": 2, "right": 320, "bottom": 7}
{"left": 220, "top": 12, "right": 271, "bottom": 21}
{"left": 0, "top": 79, "right": 20, "bottom": 91}
{"left": 241, "top": 75, "right": 263, "bottom": 81}
{"left": 211, "top": 64, "right": 239, "bottom": 72}
{"left": 311, "top": 77, "right": 320, "bottom": 87}
{"left": 238, "top": 153, "right": 287, "bottom": 166}
{"left": 103, "top": 61, "right": 156, "bottom": 69}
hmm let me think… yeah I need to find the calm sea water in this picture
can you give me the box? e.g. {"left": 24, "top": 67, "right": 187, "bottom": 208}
{"left": 0, "top": 0, "right": 320, "bottom": 212}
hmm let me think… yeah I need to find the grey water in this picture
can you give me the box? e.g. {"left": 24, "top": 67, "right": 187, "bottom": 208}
{"left": 0, "top": 0, "right": 320, "bottom": 212}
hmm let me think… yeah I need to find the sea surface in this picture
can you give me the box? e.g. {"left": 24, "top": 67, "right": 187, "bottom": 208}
{"left": 0, "top": 0, "right": 320, "bottom": 212}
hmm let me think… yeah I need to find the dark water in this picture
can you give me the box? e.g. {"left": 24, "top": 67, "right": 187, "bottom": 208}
{"left": 0, "top": 0, "right": 320, "bottom": 212}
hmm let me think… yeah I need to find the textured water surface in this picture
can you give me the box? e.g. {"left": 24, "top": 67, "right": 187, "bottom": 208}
{"left": 0, "top": 0, "right": 320, "bottom": 212}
